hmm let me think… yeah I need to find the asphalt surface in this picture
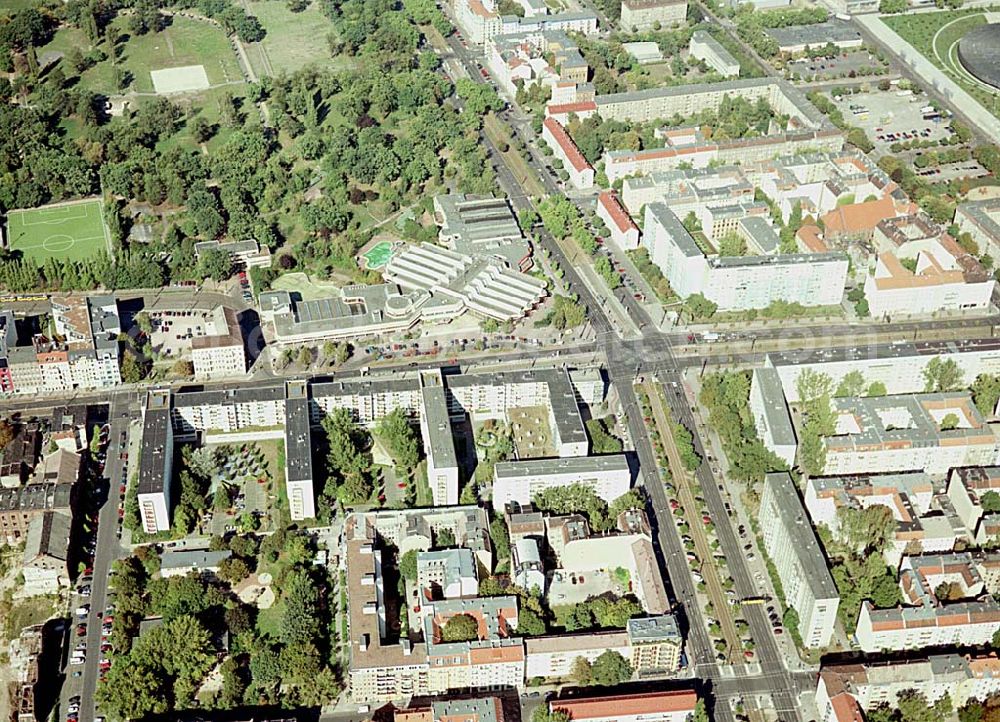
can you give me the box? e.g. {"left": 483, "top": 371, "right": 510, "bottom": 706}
{"left": 76, "top": 393, "right": 137, "bottom": 722}
{"left": 7, "top": 21, "right": 1000, "bottom": 722}
{"left": 442, "top": 31, "right": 806, "bottom": 721}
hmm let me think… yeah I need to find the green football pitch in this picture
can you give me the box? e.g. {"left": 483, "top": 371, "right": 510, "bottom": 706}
{"left": 5, "top": 199, "right": 111, "bottom": 265}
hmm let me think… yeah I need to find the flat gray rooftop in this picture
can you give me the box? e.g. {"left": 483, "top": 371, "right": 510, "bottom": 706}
{"left": 753, "top": 368, "right": 795, "bottom": 446}
{"left": 138, "top": 391, "right": 172, "bottom": 496}
{"left": 764, "top": 472, "right": 838, "bottom": 599}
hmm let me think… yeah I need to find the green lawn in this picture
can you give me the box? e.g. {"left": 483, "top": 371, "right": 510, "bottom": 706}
{"left": 244, "top": 0, "right": 345, "bottom": 77}
{"left": 66, "top": 15, "right": 243, "bottom": 95}
{"left": 0, "top": 0, "right": 41, "bottom": 15}
{"left": 6, "top": 198, "right": 110, "bottom": 265}
{"left": 1, "top": 594, "right": 58, "bottom": 642}
{"left": 884, "top": 9, "right": 1000, "bottom": 120}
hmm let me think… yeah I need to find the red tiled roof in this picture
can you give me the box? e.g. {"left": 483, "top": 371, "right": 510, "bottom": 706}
{"left": 598, "top": 191, "right": 638, "bottom": 233}
{"left": 546, "top": 101, "right": 598, "bottom": 117}
{"left": 543, "top": 117, "right": 591, "bottom": 173}
{"left": 551, "top": 691, "right": 698, "bottom": 720}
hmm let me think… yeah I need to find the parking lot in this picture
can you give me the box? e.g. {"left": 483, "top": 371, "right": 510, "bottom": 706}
{"left": 146, "top": 310, "right": 212, "bottom": 359}
{"left": 787, "top": 49, "right": 886, "bottom": 83}
{"left": 548, "top": 570, "right": 614, "bottom": 607}
{"left": 914, "top": 160, "right": 989, "bottom": 182}
{"left": 829, "top": 88, "right": 955, "bottom": 153}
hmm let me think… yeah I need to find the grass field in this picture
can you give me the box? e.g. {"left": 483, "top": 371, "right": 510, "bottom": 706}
{"left": 269, "top": 271, "right": 343, "bottom": 300}
{"left": 243, "top": 0, "right": 347, "bottom": 77}
{"left": 884, "top": 9, "right": 1000, "bottom": 120}
{"left": 6, "top": 199, "right": 110, "bottom": 265}
{"left": 53, "top": 15, "right": 244, "bottom": 95}
{"left": 0, "top": 0, "right": 41, "bottom": 16}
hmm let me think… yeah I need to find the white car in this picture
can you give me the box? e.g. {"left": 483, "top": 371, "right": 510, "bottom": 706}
{"left": 70, "top": 655, "right": 85, "bottom": 666}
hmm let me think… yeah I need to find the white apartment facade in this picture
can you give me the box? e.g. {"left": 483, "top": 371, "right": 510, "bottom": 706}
{"left": 619, "top": 0, "right": 687, "bottom": 31}
{"left": 855, "top": 599, "right": 1000, "bottom": 653}
{"left": 492, "top": 454, "right": 633, "bottom": 508}
{"left": 816, "top": 656, "right": 1000, "bottom": 722}
{"left": 542, "top": 117, "right": 594, "bottom": 190}
{"left": 749, "top": 367, "right": 796, "bottom": 466}
{"left": 597, "top": 191, "right": 640, "bottom": 251}
{"left": 760, "top": 473, "right": 839, "bottom": 648}
{"left": 643, "top": 203, "right": 848, "bottom": 311}
{"left": 191, "top": 307, "right": 247, "bottom": 381}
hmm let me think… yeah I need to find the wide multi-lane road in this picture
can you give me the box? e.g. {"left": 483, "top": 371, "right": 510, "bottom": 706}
{"left": 440, "top": 30, "right": 809, "bottom": 719}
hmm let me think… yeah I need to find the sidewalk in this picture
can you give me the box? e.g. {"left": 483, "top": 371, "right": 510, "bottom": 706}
{"left": 642, "top": 381, "right": 746, "bottom": 666}
{"left": 682, "top": 372, "right": 815, "bottom": 672}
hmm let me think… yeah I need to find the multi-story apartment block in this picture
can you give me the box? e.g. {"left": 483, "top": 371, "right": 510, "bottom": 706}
{"left": 0, "top": 310, "right": 15, "bottom": 394}
{"left": 485, "top": 30, "right": 588, "bottom": 99}
{"left": 623, "top": 165, "right": 753, "bottom": 217}
{"left": 550, "top": 690, "right": 699, "bottom": 722}
{"left": 2, "top": 296, "right": 121, "bottom": 396}
{"left": 856, "top": 552, "right": 1000, "bottom": 653}
{"left": 806, "top": 472, "right": 962, "bottom": 567}
{"left": 500, "top": 10, "right": 599, "bottom": 37}
{"left": 542, "top": 117, "right": 594, "bottom": 189}
{"left": 817, "top": 655, "right": 1000, "bottom": 722}
{"left": 643, "top": 203, "right": 848, "bottom": 311}
{"left": 143, "top": 367, "right": 605, "bottom": 522}
{"left": 346, "top": 517, "right": 432, "bottom": 703}
{"left": 627, "top": 615, "right": 684, "bottom": 672}
{"left": 352, "top": 506, "right": 493, "bottom": 573}
{"left": 760, "top": 472, "right": 839, "bottom": 648}
{"left": 947, "top": 466, "right": 1000, "bottom": 545}
{"left": 190, "top": 307, "right": 247, "bottom": 380}
{"left": 416, "top": 548, "right": 478, "bottom": 599}
{"left": 765, "top": 341, "right": 1000, "bottom": 405}
{"left": 284, "top": 380, "right": 315, "bottom": 522}
{"left": 0, "top": 482, "right": 73, "bottom": 544}
{"left": 454, "top": 0, "right": 502, "bottom": 44}
{"left": 689, "top": 30, "right": 740, "bottom": 77}
{"left": 749, "top": 367, "right": 797, "bottom": 466}
{"left": 597, "top": 191, "right": 640, "bottom": 251}
{"left": 526, "top": 631, "right": 631, "bottom": 679}
{"left": 137, "top": 389, "right": 174, "bottom": 534}
{"left": 596, "top": 79, "right": 842, "bottom": 180}
{"left": 420, "top": 370, "right": 460, "bottom": 507}
{"left": 423, "top": 596, "right": 525, "bottom": 692}
{"left": 956, "top": 197, "right": 1000, "bottom": 261}
{"left": 492, "top": 454, "right": 633, "bottom": 508}
{"left": 822, "top": 393, "right": 1000, "bottom": 477}
{"left": 619, "top": 0, "right": 687, "bottom": 31}
{"left": 526, "top": 616, "right": 683, "bottom": 679}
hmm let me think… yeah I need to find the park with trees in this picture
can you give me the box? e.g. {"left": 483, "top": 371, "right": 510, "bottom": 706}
{"left": 97, "top": 527, "right": 339, "bottom": 719}
{"left": 0, "top": 0, "right": 498, "bottom": 297}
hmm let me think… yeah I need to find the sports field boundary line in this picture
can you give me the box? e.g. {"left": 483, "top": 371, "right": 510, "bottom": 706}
{"left": 14, "top": 206, "right": 92, "bottom": 227}
{"left": 99, "top": 197, "right": 114, "bottom": 259}
{"left": 8, "top": 196, "right": 105, "bottom": 213}
{"left": 14, "top": 234, "right": 108, "bottom": 250}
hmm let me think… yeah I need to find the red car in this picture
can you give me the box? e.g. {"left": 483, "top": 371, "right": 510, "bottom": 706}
{"left": 76, "top": 625, "right": 87, "bottom": 636}
{"left": 397, "top": 482, "right": 407, "bottom": 490}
